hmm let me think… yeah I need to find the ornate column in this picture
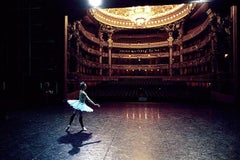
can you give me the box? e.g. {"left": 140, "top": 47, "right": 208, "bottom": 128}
{"left": 75, "top": 27, "right": 80, "bottom": 73}
{"left": 167, "top": 31, "right": 173, "bottom": 76}
{"left": 98, "top": 31, "right": 104, "bottom": 76}
{"left": 231, "top": 5, "right": 238, "bottom": 104}
{"left": 165, "top": 24, "right": 175, "bottom": 76}
{"left": 64, "top": 15, "right": 68, "bottom": 98}
{"left": 210, "top": 23, "right": 217, "bottom": 73}
{"left": 178, "top": 23, "right": 184, "bottom": 75}
{"left": 107, "top": 32, "right": 113, "bottom": 77}
{"left": 207, "top": 9, "right": 218, "bottom": 74}
{"left": 99, "top": 45, "right": 103, "bottom": 76}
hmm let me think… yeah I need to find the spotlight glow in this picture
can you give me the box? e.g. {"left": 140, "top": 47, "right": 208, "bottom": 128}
{"left": 88, "top": 0, "right": 102, "bottom": 7}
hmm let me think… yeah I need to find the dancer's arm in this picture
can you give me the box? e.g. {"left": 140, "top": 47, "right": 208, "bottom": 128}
{"left": 85, "top": 92, "right": 100, "bottom": 107}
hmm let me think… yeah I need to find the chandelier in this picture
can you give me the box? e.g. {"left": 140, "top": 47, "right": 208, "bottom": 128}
{"left": 129, "top": 6, "right": 153, "bottom": 26}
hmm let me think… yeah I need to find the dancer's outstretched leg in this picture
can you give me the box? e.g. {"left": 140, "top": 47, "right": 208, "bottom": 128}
{"left": 79, "top": 111, "right": 87, "bottom": 131}
{"left": 65, "top": 110, "right": 76, "bottom": 132}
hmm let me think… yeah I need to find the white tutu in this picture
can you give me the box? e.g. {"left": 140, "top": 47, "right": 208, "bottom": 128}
{"left": 67, "top": 100, "right": 93, "bottom": 112}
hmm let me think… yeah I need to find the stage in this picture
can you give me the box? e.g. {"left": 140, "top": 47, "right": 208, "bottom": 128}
{"left": 0, "top": 102, "right": 240, "bottom": 160}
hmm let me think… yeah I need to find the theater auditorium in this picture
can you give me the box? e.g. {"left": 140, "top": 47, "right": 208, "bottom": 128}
{"left": 0, "top": 0, "right": 239, "bottom": 159}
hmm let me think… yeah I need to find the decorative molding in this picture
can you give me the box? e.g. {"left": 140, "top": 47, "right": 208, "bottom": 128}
{"left": 89, "top": 4, "right": 196, "bottom": 29}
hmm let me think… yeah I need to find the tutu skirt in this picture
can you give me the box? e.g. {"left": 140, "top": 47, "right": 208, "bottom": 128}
{"left": 67, "top": 100, "right": 93, "bottom": 112}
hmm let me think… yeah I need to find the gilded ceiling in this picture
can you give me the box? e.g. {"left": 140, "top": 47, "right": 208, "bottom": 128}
{"left": 89, "top": 3, "right": 196, "bottom": 29}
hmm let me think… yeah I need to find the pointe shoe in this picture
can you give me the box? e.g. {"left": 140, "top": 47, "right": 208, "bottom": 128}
{"left": 65, "top": 125, "right": 70, "bottom": 132}
{"left": 82, "top": 127, "right": 87, "bottom": 131}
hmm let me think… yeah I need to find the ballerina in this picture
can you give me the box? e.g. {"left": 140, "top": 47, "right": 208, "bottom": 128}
{"left": 65, "top": 81, "right": 100, "bottom": 132}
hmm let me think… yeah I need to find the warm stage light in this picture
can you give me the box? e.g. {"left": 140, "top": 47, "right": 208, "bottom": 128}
{"left": 88, "top": 0, "right": 102, "bottom": 7}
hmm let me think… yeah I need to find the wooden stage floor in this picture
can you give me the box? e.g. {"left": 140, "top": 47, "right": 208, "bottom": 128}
{"left": 0, "top": 102, "right": 240, "bottom": 160}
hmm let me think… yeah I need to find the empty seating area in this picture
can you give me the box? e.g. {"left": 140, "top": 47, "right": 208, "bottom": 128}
{"left": 86, "top": 79, "right": 210, "bottom": 103}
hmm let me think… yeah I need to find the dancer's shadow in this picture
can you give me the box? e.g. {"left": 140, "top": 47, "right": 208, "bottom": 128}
{"left": 57, "top": 131, "right": 101, "bottom": 155}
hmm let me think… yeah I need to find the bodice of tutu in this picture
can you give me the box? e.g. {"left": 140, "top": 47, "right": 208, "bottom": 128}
{"left": 79, "top": 90, "right": 86, "bottom": 103}
{"left": 79, "top": 90, "right": 95, "bottom": 105}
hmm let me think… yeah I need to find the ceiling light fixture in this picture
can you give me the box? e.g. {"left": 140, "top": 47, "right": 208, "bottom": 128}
{"left": 129, "top": 6, "right": 153, "bottom": 26}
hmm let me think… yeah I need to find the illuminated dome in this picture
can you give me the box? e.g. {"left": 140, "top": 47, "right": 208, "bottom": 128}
{"left": 89, "top": 4, "right": 196, "bottom": 29}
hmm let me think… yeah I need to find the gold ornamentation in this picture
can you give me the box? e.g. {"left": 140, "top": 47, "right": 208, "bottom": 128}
{"left": 128, "top": 6, "right": 152, "bottom": 26}
{"left": 89, "top": 4, "right": 196, "bottom": 29}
